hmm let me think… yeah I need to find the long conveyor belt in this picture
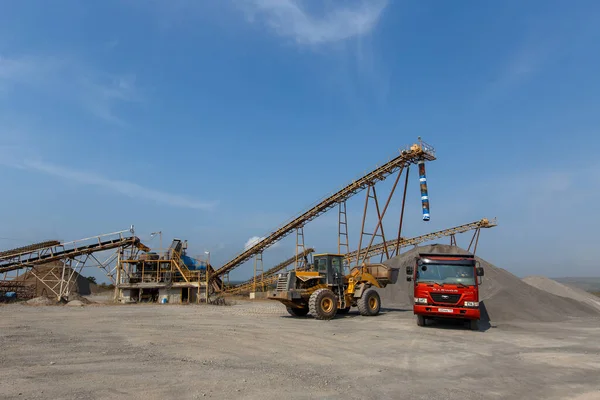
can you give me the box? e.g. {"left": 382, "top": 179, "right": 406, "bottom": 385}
{"left": 227, "top": 218, "right": 495, "bottom": 294}
{"left": 0, "top": 240, "right": 61, "bottom": 259}
{"left": 0, "top": 231, "right": 150, "bottom": 274}
{"left": 214, "top": 140, "right": 435, "bottom": 279}
{"left": 346, "top": 218, "right": 497, "bottom": 262}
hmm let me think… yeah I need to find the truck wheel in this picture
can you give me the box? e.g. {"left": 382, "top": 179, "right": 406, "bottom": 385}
{"left": 337, "top": 306, "right": 351, "bottom": 315}
{"left": 357, "top": 288, "right": 381, "bottom": 316}
{"left": 309, "top": 289, "right": 338, "bottom": 320}
{"left": 469, "top": 319, "right": 479, "bottom": 331}
{"left": 286, "top": 306, "right": 309, "bottom": 317}
{"left": 416, "top": 315, "right": 426, "bottom": 327}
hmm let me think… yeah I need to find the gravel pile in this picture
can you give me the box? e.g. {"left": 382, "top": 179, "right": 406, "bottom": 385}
{"left": 68, "top": 294, "right": 92, "bottom": 304}
{"left": 522, "top": 276, "right": 600, "bottom": 312}
{"left": 26, "top": 296, "right": 56, "bottom": 306}
{"left": 378, "top": 244, "right": 600, "bottom": 323}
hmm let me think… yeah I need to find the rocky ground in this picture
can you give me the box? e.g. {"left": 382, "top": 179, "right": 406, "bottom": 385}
{"left": 1, "top": 300, "right": 599, "bottom": 400}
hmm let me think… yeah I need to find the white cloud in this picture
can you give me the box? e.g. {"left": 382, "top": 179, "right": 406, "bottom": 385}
{"left": 244, "top": 235, "right": 265, "bottom": 250}
{"left": 244, "top": 235, "right": 282, "bottom": 250}
{"left": 5, "top": 158, "right": 216, "bottom": 210}
{"left": 239, "top": 0, "right": 388, "bottom": 45}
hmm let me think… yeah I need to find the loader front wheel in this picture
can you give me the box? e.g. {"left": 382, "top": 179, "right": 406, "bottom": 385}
{"left": 286, "top": 306, "right": 309, "bottom": 317}
{"left": 309, "top": 289, "right": 338, "bottom": 320}
{"left": 357, "top": 288, "right": 381, "bottom": 316}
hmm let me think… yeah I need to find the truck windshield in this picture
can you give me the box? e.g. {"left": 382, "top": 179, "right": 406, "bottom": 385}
{"left": 416, "top": 263, "right": 475, "bottom": 286}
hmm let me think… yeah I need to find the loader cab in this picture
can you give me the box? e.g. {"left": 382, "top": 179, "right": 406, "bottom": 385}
{"left": 312, "top": 253, "right": 345, "bottom": 286}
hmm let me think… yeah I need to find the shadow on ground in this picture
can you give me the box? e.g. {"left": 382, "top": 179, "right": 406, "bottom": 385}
{"left": 421, "top": 302, "right": 494, "bottom": 332}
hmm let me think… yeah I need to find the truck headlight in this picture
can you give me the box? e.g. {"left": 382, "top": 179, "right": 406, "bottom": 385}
{"left": 464, "top": 301, "right": 479, "bottom": 307}
{"left": 414, "top": 297, "right": 428, "bottom": 304}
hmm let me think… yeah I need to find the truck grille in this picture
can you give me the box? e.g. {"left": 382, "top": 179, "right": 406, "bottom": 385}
{"left": 276, "top": 273, "right": 288, "bottom": 292}
{"left": 430, "top": 293, "right": 461, "bottom": 304}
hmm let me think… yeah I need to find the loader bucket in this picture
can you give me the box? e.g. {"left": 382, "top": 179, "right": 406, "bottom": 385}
{"left": 364, "top": 263, "right": 399, "bottom": 286}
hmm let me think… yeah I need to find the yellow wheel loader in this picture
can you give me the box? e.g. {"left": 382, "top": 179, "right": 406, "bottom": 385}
{"left": 267, "top": 253, "right": 398, "bottom": 320}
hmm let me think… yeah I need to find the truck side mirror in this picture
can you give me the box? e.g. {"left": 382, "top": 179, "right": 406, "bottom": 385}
{"left": 406, "top": 266, "right": 413, "bottom": 275}
{"left": 476, "top": 267, "right": 484, "bottom": 277}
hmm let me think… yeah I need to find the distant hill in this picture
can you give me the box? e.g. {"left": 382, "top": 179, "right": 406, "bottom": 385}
{"left": 553, "top": 277, "right": 600, "bottom": 293}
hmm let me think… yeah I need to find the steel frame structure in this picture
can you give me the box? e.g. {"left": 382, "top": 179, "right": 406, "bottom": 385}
{"left": 213, "top": 139, "right": 435, "bottom": 281}
{"left": 252, "top": 253, "right": 264, "bottom": 293}
{"left": 295, "top": 226, "right": 307, "bottom": 270}
{"left": 337, "top": 201, "right": 349, "bottom": 256}
{"left": 345, "top": 218, "right": 497, "bottom": 262}
{"left": 0, "top": 228, "right": 149, "bottom": 301}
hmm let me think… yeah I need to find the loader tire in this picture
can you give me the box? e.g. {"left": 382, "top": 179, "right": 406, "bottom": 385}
{"left": 286, "top": 306, "right": 309, "bottom": 317}
{"left": 357, "top": 288, "right": 381, "bottom": 316}
{"left": 309, "top": 289, "right": 338, "bottom": 320}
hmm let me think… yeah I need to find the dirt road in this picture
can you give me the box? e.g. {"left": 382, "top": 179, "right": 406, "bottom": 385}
{"left": 1, "top": 301, "right": 599, "bottom": 400}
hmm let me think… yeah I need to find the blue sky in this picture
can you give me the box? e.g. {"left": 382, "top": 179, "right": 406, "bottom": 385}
{"left": 1, "top": 0, "right": 599, "bottom": 280}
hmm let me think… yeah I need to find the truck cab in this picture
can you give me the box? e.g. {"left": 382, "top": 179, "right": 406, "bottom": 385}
{"left": 406, "top": 253, "right": 484, "bottom": 330}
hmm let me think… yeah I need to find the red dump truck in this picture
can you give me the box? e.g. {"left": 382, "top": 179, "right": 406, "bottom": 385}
{"left": 406, "top": 253, "right": 484, "bottom": 330}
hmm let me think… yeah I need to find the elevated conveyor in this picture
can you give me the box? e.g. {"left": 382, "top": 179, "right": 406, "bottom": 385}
{"left": 225, "top": 248, "right": 314, "bottom": 294}
{"left": 347, "top": 218, "right": 497, "bottom": 262}
{"left": 0, "top": 229, "right": 149, "bottom": 274}
{"left": 0, "top": 240, "right": 61, "bottom": 259}
{"left": 227, "top": 219, "right": 495, "bottom": 295}
{"left": 214, "top": 140, "right": 435, "bottom": 280}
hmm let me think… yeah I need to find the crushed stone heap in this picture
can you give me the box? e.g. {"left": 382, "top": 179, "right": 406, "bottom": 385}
{"left": 378, "top": 244, "right": 600, "bottom": 323}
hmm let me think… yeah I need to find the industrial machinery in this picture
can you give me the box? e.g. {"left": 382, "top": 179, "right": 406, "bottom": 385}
{"left": 227, "top": 218, "right": 496, "bottom": 295}
{"left": 0, "top": 228, "right": 150, "bottom": 301}
{"left": 211, "top": 138, "right": 436, "bottom": 284}
{"left": 268, "top": 253, "right": 397, "bottom": 319}
{"left": 406, "top": 253, "right": 484, "bottom": 330}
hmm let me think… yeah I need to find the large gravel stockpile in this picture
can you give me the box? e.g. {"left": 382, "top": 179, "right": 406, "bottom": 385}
{"left": 379, "top": 244, "right": 600, "bottom": 323}
{"left": 523, "top": 276, "right": 600, "bottom": 311}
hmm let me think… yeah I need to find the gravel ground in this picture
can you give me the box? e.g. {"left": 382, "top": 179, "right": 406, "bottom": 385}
{"left": 1, "top": 301, "right": 599, "bottom": 400}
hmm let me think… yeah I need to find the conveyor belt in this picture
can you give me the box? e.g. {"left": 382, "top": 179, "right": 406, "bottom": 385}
{"left": 347, "top": 218, "right": 497, "bottom": 262}
{"left": 0, "top": 232, "right": 150, "bottom": 274}
{"left": 214, "top": 140, "right": 435, "bottom": 279}
{"left": 225, "top": 248, "right": 314, "bottom": 293}
{"left": 227, "top": 219, "right": 495, "bottom": 295}
{"left": 0, "top": 240, "right": 61, "bottom": 259}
